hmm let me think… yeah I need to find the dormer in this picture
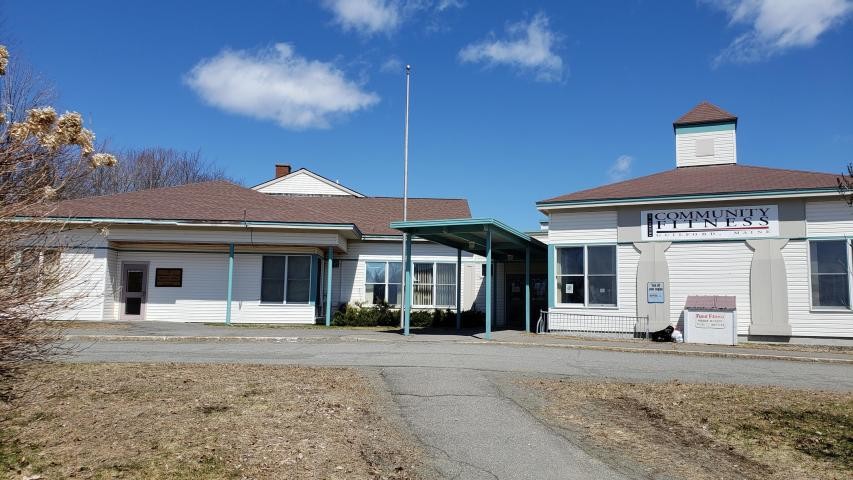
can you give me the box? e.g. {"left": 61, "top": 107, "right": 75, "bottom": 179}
{"left": 252, "top": 165, "right": 365, "bottom": 197}
{"left": 673, "top": 101, "right": 737, "bottom": 168}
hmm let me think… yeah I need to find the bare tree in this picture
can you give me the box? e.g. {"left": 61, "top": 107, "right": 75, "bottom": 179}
{"left": 0, "top": 44, "right": 116, "bottom": 401}
{"left": 65, "top": 147, "right": 234, "bottom": 199}
{"left": 838, "top": 163, "right": 853, "bottom": 206}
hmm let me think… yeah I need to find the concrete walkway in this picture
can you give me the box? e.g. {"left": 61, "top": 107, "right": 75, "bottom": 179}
{"left": 62, "top": 322, "right": 853, "bottom": 479}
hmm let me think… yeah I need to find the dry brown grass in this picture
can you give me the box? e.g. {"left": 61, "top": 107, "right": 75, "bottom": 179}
{"left": 526, "top": 379, "right": 852, "bottom": 480}
{"left": 1, "top": 363, "right": 428, "bottom": 479}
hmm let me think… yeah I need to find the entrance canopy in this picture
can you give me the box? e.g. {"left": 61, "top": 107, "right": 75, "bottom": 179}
{"left": 390, "top": 218, "right": 547, "bottom": 339}
{"left": 390, "top": 218, "right": 547, "bottom": 261}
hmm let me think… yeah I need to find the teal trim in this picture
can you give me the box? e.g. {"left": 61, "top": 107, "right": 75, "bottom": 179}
{"left": 524, "top": 246, "right": 531, "bottom": 333}
{"left": 484, "top": 228, "right": 492, "bottom": 340}
{"left": 674, "top": 122, "right": 735, "bottom": 134}
{"left": 32, "top": 215, "right": 361, "bottom": 232}
{"left": 537, "top": 188, "right": 838, "bottom": 208}
{"left": 547, "top": 244, "right": 555, "bottom": 309}
{"left": 391, "top": 217, "right": 540, "bottom": 244}
{"left": 225, "top": 243, "right": 234, "bottom": 325}
{"left": 106, "top": 247, "right": 321, "bottom": 255}
{"left": 325, "top": 248, "right": 333, "bottom": 327}
{"left": 309, "top": 254, "right": 318, "bottom": 305}
{"left": 403, "top": 235, "right": 413, "bottom": 336}
{"left": 456, "top": 249, "right": 462, "bottom": 330}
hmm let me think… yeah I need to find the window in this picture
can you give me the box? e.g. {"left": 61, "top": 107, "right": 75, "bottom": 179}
{"left": 286, "top": 256, "right": 311, "bottom": 303}
{"left": 365, "top": 261, "right": 402, "bottom": 305}
{"left": 436, "top": 264, "right": 456, "bottom": 306}
{"left": 412, "top": 262, "right": 456, "bottom": 307}
{"left": 555, "top": 245, "right": 617, "bottom": 307}
{"left": 413, "top": 263, "right": 434, "bottom": 306}
{"left": 261, "top": 255, "right": 311, "bottom": 304}
{"left": 810, "top": 240, "right": 851, "bottom": 309}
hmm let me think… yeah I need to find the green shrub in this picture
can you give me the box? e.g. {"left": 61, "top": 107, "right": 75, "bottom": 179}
{"left": 330, "top": 303, "right": 486, "bottom": 328}
{"left": 332, "top": 302, "right": 399, "bottom": 327}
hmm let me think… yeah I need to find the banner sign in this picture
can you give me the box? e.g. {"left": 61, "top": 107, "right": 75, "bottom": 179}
{"left": 641, "top": 205, "right": 779, "bottom": 241}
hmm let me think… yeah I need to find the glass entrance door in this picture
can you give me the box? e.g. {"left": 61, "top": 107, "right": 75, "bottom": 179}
{"left": 121, "top": 263, "right": 148, "bottom": 320}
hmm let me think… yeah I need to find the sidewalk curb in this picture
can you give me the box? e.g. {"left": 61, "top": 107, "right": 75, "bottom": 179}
{"left": 463, "top": 340, "right": 853, "bottom": 365}
{"left": 63, "top": 334, "right": 853, "bottom": 365}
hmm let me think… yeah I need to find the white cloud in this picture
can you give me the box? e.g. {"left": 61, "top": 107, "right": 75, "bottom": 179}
{"left": 607, "top": 155, "right": 633, "bottom": 181}
{"left": 185, "top": 43, "right": 379, "bottom": 130}
{"left": 458, "top": 13, "right": 564, "bottom": 82}
{"left": 322, "top": 0, "right": 465, "bottom": 35}
{"left": 709, "top": 0, "right": 853, "bottom": 65}
{"left": 322, "top": 0, "right": 402, "bottom": 35}
{"left": 380, "top": 56, "right": 404, "bottom": 74}
{"left": 436, "top": 0, "right": 464, "bottom": 11}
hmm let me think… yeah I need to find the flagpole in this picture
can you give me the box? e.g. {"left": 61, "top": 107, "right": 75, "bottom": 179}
{"left": 400, "top": 64, "right": 411, "bottom": 331}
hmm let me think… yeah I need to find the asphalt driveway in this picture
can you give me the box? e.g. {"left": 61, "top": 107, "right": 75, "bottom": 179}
{"left": 64, "top": 327, "right": 853, "bottom": 479}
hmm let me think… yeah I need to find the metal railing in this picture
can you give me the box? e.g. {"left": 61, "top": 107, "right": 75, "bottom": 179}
{"left": 536, "top": 310, "right": 649, "bottom": 340}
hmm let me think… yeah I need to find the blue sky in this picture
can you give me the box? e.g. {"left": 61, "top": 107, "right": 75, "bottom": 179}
{"left": 3, "top": 0, "right": 853, "bottom": 229}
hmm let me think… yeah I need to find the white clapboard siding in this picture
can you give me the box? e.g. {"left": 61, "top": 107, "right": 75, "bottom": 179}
{"left": 782, "top": 240, "right": 853, "bottom": 337}
{"left": 675, "top": 129, "right": 737, "bottom": 167}
{"left": 549, "top": 244, "right": 639, "bottom": 318}
{"left": 465, "top": 264, "right": 485, "bottom": 311}
{"left": 806, "top": 200, "right": 853, "bottom": 237}
{"left": 229, "top": 254, "right": 316, "bottom": 324}
{"left": 116, "top": 251, "right": 230, "bottom": 323}
{"left": 666, "top": 241, "right": 753, "bottom": 333}
{"left": 102, "top": 248, "right": 119, "bottom": 321}
{"left": 255, "top": 170, "right": 357, "bottom": 196}
{"left": 53, "top": 248, "right": 108, "bottom": 321}
{"left": 548, "top": 210, "right": 617, "bottom": 244}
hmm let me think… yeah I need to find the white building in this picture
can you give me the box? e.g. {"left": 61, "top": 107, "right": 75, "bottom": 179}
{"left": 47, "top": 165, "right": 501, "bottom": 326}
{"left": 537, "top": 102, "right": 852, "bottom": 343}
{"left": 40, "top": 102, "right": 853, "bottom": 342}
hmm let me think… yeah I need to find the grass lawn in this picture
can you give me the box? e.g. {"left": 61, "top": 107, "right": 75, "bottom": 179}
{"left": 1, "top": 363, "right": 428, "bottom": 479}
{"left": 527, "top": 379, "right": 852, "bottom": 480}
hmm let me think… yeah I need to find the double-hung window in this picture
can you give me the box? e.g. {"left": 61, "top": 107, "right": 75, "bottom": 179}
{"left": 365, "top": 261, "right": 402, "bottom": 305}
{"left": 809, "top": 240, "right": 852, "bottom": 309}
{"left": 555, "top": 245, "right": 617, "bottom": 307}
{"left": 261, "top": 255, "right": 311, "bottom": 304}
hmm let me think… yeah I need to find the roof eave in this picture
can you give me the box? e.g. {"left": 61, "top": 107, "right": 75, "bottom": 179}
{"left": 26, "top": 216, "right": 364, "bottom": 238}
{"left": 536, "top": 188, "right": 840, "bottom": 211}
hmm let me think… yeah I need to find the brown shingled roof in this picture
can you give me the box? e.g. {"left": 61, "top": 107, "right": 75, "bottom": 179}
{"left": 539, "top": 164, "right": 839, "bottom": 205}
{"left": 673, "top": 101, "right": 737, "bottom": 127}
{"left": 47, "top": 181, "right": 471, "bottom": 236}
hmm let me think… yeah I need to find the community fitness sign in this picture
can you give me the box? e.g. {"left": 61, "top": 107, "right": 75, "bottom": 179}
{"left": 641, "top": 205, "right": 779, "bottom": 241}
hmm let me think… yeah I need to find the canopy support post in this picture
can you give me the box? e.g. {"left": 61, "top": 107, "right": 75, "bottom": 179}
{"left": 456, "top": 249, "right": 462, "bottom": 330}
{"left": 525, "top": 246, "right": 531, "bottom": 333}
{"left": 325, "top": 247, "right": 333, "bottom": 327}
{"left": 485, "top": 228, "right": 492, "bottom": 340}
{"left": 403, "top": 234, "right": 413, "bottom": 336}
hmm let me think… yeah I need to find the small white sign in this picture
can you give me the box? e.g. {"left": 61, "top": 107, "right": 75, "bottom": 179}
{"left": 684, "top": 310, "right": 737, "bottom": 345}
{"left": 647, "top": 282, "right": 665, "bottom": 304}
{"left": 641, "top": 205, "right": 779, "bottom": 241}
{"left": 695, "top": 312, "right": 727, "bottom": 329}
{"left": 565, "top": 283, "right": 574, "bottom": 294}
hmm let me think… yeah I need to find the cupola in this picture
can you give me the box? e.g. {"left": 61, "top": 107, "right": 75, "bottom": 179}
{"left": 673, "top": 101, "right": 737, "bottom": 168}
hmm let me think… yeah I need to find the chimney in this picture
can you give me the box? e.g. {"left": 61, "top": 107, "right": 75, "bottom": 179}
{"left": 275, "top": 164, "right": 292, "bottom": 178}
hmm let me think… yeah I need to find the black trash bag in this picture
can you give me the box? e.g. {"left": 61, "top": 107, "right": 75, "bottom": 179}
{"left": 650, "top": 325, "right": 674, "bottom": 342}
